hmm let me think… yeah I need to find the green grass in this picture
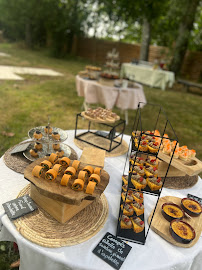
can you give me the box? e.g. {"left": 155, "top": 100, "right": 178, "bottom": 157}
{"left": 0, "top": 42, "right": 201, "bottom": 269}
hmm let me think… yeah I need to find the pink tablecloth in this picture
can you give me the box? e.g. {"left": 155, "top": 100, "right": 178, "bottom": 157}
{"left": 76, "top": 75, "right": 147, "bottom": 110}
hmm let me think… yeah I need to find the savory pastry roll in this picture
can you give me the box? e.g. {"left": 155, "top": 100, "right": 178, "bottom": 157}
{"left": 33, "top": 130, "right": 43, "bottom": 140}
{"left": 83, "top": 165, "right": 94, "bottom": 176}
{"left": 131, "top": 217, "right": 144, "bottom": 233}
{"left": 122, "top": 175, "right": 128, "bottom": 185}
{"left": 64, "top": 166, "right": 76, "bottom": 177}
{"left": 132, "top": 191, "right": 144, "bottom": 204}
{"left": 89, "top": 174, "right": 100, "bottom": 185}
{"left": 78, "top": 170, "right": 88, "bottom": 182}
{"left": 45, "top": 169, "right": 57, "bottom": 181}
{"left": 72, "top": 179, "right": 84, "bottom": 191}
{"left": 94, "top": 167, "right": 102, "bottom": 176}
{"left": 148, "top": 142, "right": 159, "bottom": 153}
{"left": 121, "top": 203, "right": 134, "bottom": 216}
{"left": 52, "top": 164, "right": 62, "bottom": 175}
{"left": 131, "top": 174, "right": 147, "bottom": 191}
{"left": 44, "top": 126, "right": 53, "bottom": 134}
{"left": 56, "top": 149, "right": 64, "bottom": 158}
{"left": 60, "top": 174, "right": 71, "bottom": 186}
{"left": 121, "top": 191, "right": 133, "bottom": 203}
{"left": 52, "top": 143, "right": 60, "bottom": 150}
{"left": 122, "top": 184, "right": 128, "bottom": 192}
{"left": 85, "top": 181, "right": 96, "bottom": 195}
{"left": 144, "top": 165, "right": 158, "bottom": 177}
{"left": 40, "top": 160, "right": 52, "bottom": 170}
{"left": 32, "top": 165, "right": 43, "bottom": 178}
{"left": 59, "top": 157, "right": 71, "bottom": 167}
{"left": 132, "top": 165, "right": 145, "bottom": 177}
{"left": 120, "top": 215, "right": 132, "bottom": 229}
{"left": 147, "top": 176, "right": 162, "bottom": 191}
{"left": 52, "top": 131, "right": 60, "bottom": 140}
{"left": 72, "top": 160, "right": 81, "bottom": 171}
{"left": 48, "top": 153, "right": 58, "bottom": 164}
{"left": 30, "top": 149, "right": 39, "bottom": 158}
{"left": 145, "top": 157, "right": 158, "bottom": 168}
{"left": 134, "top": 157, "right": 145, "bottom": 166}
{"left": 34, "top": 142, "right": 43, "bottom": 150}
{"left": 131, "top": 202, "right": 144, "bottom": 216}
{"left": 138, "top": 140, "right": 148, "bottom": 152}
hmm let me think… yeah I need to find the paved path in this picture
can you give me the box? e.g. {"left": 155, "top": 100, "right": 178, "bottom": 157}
{"left": 0, "top": 65, "right": 63, "bottom": 80}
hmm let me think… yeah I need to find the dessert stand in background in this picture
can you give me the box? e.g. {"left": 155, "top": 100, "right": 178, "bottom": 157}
{"left": 116, "top": 102, "right": 179, "bottom": 244}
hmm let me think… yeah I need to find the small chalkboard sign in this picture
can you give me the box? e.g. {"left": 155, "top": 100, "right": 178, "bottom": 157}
{"left": 3, "top": 195, "right": 38, "bottom": 220}
{"left": 93, "top": 232, "right": 131, "bottom": 270}
{"left": 187, "top": 194, "right": 202, "bottom": 205}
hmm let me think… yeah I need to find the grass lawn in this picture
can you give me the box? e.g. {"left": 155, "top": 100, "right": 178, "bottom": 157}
{"left": 0, "top": 42, "right": 201, "bottom": 269}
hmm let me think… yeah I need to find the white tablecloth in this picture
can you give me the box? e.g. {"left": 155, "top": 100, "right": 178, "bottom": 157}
{"left": 76, "top": 75, "right": 146, "bottom": 110}
{"left": 0, "top": 130, "right": 202, "bottom": 270}
{"left": 121, "top": 63, "right": 175, "bottom": 91}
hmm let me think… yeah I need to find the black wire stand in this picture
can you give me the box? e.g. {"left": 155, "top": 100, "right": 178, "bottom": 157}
{"left": 74, "top": 113, "right": 126, "bottom": 152}
{"left": 116, "top": 102, "right": 178, "bottom": 245}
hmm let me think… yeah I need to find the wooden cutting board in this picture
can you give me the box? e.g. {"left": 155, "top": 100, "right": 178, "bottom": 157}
{"left": 24, "top": 157, "right": 109, "bottom": 205}
{"left": 148, "top": 196, "right": 202, "bottom": 248}
{"left": 158, "top": 151, "right": 202, "bottom": 176}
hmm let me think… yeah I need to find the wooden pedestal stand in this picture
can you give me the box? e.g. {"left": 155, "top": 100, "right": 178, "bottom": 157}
{"left": 24, "top": 157, "right": 109, "bottom": 223}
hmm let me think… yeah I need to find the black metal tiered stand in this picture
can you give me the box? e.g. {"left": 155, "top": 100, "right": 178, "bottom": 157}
{"left": 116, "top": 102, "right": 178, "bottom": 245}
{"left": 75, "top": 113, "right": 126, "bottom": 152}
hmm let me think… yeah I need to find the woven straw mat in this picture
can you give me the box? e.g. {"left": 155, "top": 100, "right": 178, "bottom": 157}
{"left": 14, "top": 184, "right": 108, "bottom": 248}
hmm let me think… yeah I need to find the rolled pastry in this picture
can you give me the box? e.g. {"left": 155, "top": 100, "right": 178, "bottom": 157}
{"left": 48, "top": 153, "right": 58, "bottom": 164}
{"left": 85, "top": 181, "right": 96, "bottom": 195}
{"left": 52, "top": 143, "right": 60, "bottom": 150}
{"left": 32, "top": 165, "right": 43, "bottom": 178}
{"left": 89, "top": 174, "right": 100, "bottom": 185}
{"left": 94, "top": 167, "right": 102, "bottom": 176}
{"left": 72, "top": 179, "right": 84, "bottom": 191}
{"left": 60, "top": 174, "right": 71, "bottom": 186}
{"left": 34, "top": 142, "right": 42, "bottom": 150}
{"left": 83, "top": 165, "right": 94, "bottom": 176}
{"left": 52, "top": 164, "right": 62, "bottom": 175}
{"left": 33, "top": 130, "right": 43, "bottom": 140}
{"left": 72, "top": 160, "right": 81, "bottom": 171}
{"left": 78, "top": 170, "right": 88, "bottom": 182}
{"left": 56, "top": 149, "right": 64, "bottom": 158}
{"left": 40, "top": 160, "right": 52, "bottom": 170}
{"left": 59, "top": 157, "right": 71, "bottom": 167}
{"left": 45, "top": 169, "right": 57, "bottom": 181}
{"left": 64, "top": 166, "right": 76, "bottom": 177}
{"left": 30, "top": 149, "right": 39, "bottom": 157}
{"left": 52, "top": 132, "right": 60, "bottom": 140}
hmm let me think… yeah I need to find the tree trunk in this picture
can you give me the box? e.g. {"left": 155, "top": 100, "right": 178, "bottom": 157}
{"left": 170, "top": 0, "right": 200, "bottom": 76}
{"left": 139, "top": 17, "right": 151, "bottom": 61}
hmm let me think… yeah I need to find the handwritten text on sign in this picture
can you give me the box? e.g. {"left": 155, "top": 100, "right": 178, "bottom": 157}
{"left": 2, "top": 195, "right": 38, "bottom": 220}
{"left": 93, "top": 232, "right": 131, "bottom": 270}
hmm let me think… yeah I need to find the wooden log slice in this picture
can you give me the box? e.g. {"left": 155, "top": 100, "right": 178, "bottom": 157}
{"left": 24, "top": 157, "right": 109, "bottom": 205}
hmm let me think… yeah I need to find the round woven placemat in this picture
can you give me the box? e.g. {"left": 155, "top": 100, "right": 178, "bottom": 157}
{"left": 3, "top": 143, "right": 78, "bottom": 174}
{"left": 163, "top": 174, "right": 198, "bottom": 189}
{"left": 74, "top": 134, "right": 128, "bottom": 157}
{"left": 14, "top": 185, "right": 108, "bottom": 248}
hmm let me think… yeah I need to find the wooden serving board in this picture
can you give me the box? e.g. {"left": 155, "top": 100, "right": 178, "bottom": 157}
{"left": 148, "top": 196, "right": 202, "bottom": 248}
{"left": 24, "top": 157, "right": 109, "bottom": 205}
{"left": 81, "top": 111, "right": 120, "bottom": 124}
{"left": 80, "top": 147, "right": 105, "bottom": 168}
{"left": 158, "top": 151, "right": 202, "bottom": 176}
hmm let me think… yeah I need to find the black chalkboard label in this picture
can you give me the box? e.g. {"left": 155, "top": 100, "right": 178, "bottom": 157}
{"left": 187, "top": 194, "right": 202, "bottom": 205}
{"left": 93, "top": 232, "right": 132, "bottom": 270}
{"left": 3, "top": 195, "right": 38, "bottom": 220}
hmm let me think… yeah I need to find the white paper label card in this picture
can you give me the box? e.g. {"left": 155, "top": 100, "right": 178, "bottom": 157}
{"left": 3, "top": 195, "right": 38, "bottom": 220}
{"left": 93, "top": 232, "right": 132, "bottom": 270}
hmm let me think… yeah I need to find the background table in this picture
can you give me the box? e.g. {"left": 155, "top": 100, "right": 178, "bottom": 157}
{"left": 0, "top": 130, "right": 202, "bottom": 270}
{"left": 121, "top": 63, "right": 175, "bottom": 91}
{"left": 76, "top": 75, "right": 146, "bottom": 124}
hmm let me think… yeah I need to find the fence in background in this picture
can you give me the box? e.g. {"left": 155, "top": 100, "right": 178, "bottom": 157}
{"left": 74, "top": 37, "right": 202, "bottom": 81}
